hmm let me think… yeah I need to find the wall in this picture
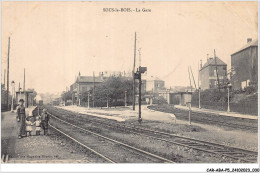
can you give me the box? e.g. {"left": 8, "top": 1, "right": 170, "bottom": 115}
{"left": 200, "top": 64, "right": 227, "bottom": 90}
{"left": 145, "top": 80, "right": 165, "bottom": 92}
{"left": 199, "top": 67, "right": 209, "bottom": 90}
{"left": 208, "top": 65, "right": 227, "bottom": 88}
{"left": 231, "top": 47, "right": 258, "bottom": 90}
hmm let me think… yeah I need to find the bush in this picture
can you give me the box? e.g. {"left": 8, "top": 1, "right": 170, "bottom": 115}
{"left": 191, "top": 88, "right": 258, "bottom": 115}
{"left": 245, "top": 86, "right": 257, "bottom": 94}
{"left": 152, "top": 96, "right": 167, "bottom": 105}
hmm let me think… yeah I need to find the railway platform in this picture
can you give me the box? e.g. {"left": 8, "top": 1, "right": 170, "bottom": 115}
{"left": 174, "top": 105, "right": 258, "bottom": 120}
{"left": 1, "top": 107, "right": 89, "bottom": 163}
{"left": 57, "top": 105, "right": 175, "bottom": 122}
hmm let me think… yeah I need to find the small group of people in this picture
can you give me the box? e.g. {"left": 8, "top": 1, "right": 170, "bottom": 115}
{"left": 16, "top": 99, "right": 50, "bottom": 139}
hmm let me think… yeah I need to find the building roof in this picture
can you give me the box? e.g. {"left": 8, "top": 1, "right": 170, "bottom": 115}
{"left": 77, "top": 76, "right": 103, "bottom": 83}
{"left": 143, "top": 75, "right": 163, "bottom": 81}
{"left": 200, "top": 57, "right": 227, "bottom": 71}
{"left": 173, "top": 91, "right": 193, "bottom": 95}
{"left": 15, "top": 90, "right": 34, "bottom": 94}
{"left": 231, "top": 39, "right": 258, "bottom": 56}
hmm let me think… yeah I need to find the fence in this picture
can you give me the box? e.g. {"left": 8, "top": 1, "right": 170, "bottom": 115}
{"left": 192, "top": 97, "right": 258, "bottom": 115}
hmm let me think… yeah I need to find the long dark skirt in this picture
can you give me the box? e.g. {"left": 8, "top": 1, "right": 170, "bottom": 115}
{"left": 18, "top": 114, "right": 26, "bottom": 136}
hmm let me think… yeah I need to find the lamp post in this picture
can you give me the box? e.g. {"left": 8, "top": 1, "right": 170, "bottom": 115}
{"left": 19, "top": 87, "right": 22, "bottom": 102}
{"left": 11, "top": 81, "right": 15, "bottom": 112}
{"left": 187, "top": 102, "right": 191, "bottom": 125}
{"left": 79, "top": 93, "right": 81, "bottom": 106}
{"left": 198, "top": 87, "right": 201, "bottom": 109}
{"left": 125, "top": 91, "right": 127, "bottom": 107}
{"left": 87, "top": 92, "right": 90, "bottom": 109}
{"left": 227, "top": 83, "right": 232, "bottom": 113}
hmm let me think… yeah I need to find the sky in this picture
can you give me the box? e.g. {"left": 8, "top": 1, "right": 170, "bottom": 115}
{"left": 1, "top": 1, "right": 258, "bottom": 94}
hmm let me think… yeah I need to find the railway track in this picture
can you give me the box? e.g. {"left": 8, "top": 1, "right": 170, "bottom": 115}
{"left": 173, "top": 108, "right": 258, "bottom": 131}
{"left": 49, "top": 111, "right": 175, "bottom": 163}
{"left": 46, "top": 106, "right": 258, "bottom": 163}
{"left": 148, "top": 106, "right": 258, "bottom": 132}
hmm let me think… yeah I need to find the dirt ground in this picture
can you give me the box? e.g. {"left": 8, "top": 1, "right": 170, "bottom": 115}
{"left": 1, "top": 111, "right": 100, "bottom": 163}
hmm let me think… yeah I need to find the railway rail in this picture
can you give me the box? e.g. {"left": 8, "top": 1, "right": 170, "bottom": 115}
{"left": 173, "top": 108, "right": 258, "bottom": 131}
{"left": 46, "top": 106, "right": 258, "bottom": 163}
{"left": 49, "top": 111, "right": 175, "bottom": 163}
{"left": 148, "top": 106, "right": 258, "bottom": 132}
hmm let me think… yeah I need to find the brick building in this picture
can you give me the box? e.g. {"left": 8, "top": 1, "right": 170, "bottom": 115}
{"left": 143, "top": 75, "right": 165, "bottom": 93}
{"left": 199, "top": 57, "right": 227, "bottom": 90}
{"left": 230, "top": 38, "right": 258, "bottom": 90}
{"left": 70, "top": 72, "right": 104, "bottom": 105}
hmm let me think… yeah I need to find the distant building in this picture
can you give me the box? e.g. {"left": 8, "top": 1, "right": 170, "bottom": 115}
{"left": 16, "top": 90, "right": 34, "bottom": 108}
{"left": 230, "top": 38, "right": 258, "bottom": 90}
{"left": 172, "top": 92, "right": 192, "bottom": 106}
{"left": 70, "top": 72, "right": 103, "bottom": 105}
{"left": 143, "top": 75, "right": 165, "bottom": 93}
{"left": 159, "top": 89, "right": 192, "bottom": 105}
{"left": 99, "top": 71, "right": 128, "bottom": 78}
{"left": 199, "top": 57, "right": 227, "bottom": 90}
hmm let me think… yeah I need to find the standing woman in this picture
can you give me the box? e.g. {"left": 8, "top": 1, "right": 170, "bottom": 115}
{"left": 17, "top": 99, "right": 26, "bottom": 139}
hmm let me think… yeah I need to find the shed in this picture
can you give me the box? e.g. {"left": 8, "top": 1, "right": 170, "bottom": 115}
{"left": 172, "top": 92, "right": 192, "bottom": 106}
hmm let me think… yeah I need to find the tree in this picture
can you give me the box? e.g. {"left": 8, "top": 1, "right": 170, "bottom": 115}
{"left": 61, "top": 91, "right": 73, "bottom": 103}
{"left": 85, "top": 76, "right": 133, "bottom": 107}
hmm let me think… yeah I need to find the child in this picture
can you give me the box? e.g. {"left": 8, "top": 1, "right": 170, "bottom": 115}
{"left": 41, "top": 109, "right": 49, "bottom": 135}
{"left": 25, "top": 117, "right": 33, "bottom": 137}
{"left": 34, "top": 116, "right": 41, "bottom": 136}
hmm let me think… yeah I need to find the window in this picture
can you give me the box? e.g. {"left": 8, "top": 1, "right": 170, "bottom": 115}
{"left": 214, "top": 70, "right": 217, "bottom": 76}
{"left": 241, "top": 81, "right": 247, "bottom": 90}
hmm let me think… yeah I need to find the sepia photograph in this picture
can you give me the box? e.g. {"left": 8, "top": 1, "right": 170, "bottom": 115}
{"left": 1, "top": 1, "right": 259, "bottom": 172}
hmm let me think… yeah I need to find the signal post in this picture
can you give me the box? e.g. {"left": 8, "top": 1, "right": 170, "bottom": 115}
{"left": 134, "top": 66, "right": 147, "bottom": 123}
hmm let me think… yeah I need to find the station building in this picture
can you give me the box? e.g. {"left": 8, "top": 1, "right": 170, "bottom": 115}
{"left": 230, "top": 38, "right": 258, "bottom": 90}
{"left": 199, "top": 57, "right": 227, "bottom": 90}
{"left": 70, "top": 72, "right": 104, "bottom": 105}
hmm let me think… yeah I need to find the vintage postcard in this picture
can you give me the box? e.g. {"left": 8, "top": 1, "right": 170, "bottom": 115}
{"left": 1, "top": 1, "right": 259, "bottom": 172}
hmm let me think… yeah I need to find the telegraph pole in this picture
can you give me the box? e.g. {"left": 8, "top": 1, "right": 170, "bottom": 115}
{"left": 24, "top": 68, "right": 26, "bottom": 107}
{"left": 132, "top": 32, "right": 137, "bottom": 111}
{"left": 190, "top": 66, "right": 197, "bottom": 90}
{"left": 188, "top": 67, "right": 192, "bottom": 92}
{"left": 198, "top": 62, "right": 200, "bottom": 88}
{"left": 23, "top": 68, "right": 25, "bottom": 91}
{"left": 4, "top": 69, "right": 6, "bottom": 89}
{"left": 198, "top": 62, "right": 201, "bottom": 109}
{"left": 19, "top": 82, "right": 21, "bottom": 101}
{"left": 93, "top": 72, "right": 95, "bottom": 108}
{"left": 6, "top": 37, "right": 10, "bottom": 110}
{"left": 214, "top": 49, "right": 220, "bottom": 92}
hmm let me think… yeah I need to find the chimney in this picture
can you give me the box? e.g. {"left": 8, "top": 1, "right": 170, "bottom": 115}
{"left": 200, "top": 60, "right": 202, "bottom": 69}
{"left": 247, "top": 38, "right": 252, "bottom": 43}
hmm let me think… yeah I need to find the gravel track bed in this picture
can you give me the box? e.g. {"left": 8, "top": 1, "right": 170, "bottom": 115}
{"left": 47, "top": 107, "right": 245, "bottom": 163}
{"left": 50, "top": 118, "right": 170, "bottom": 163}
